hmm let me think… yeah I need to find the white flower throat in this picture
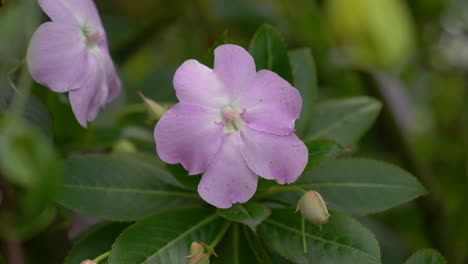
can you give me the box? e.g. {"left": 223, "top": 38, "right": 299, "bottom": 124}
{"left": 221, "top": 105, "right": 245, "bottom": 134}
{"left": 82, "top": 25, "right": 100, "bottom": 49}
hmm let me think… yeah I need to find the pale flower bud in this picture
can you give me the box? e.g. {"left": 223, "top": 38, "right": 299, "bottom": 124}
{"left": 139, "top": 92, "right": 166, "bottom": 120}
{"left": 189, "top": 241, "right": 204, "bottom": 256}
{"left": 80, "top": 260, "right": 96, "bottom": 264}
{"left": 113, "top": 139, "right": 137, "bottom": 153}
{"left": 297, "top": 190, "right": 330, "bottom": 225}
{"left": 189, "top": 253, "right": 210, "bottom": 264}
{"left": 186, "top": 242, "right": 210, "bottom": 264}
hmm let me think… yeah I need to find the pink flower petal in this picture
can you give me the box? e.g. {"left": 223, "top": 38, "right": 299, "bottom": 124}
{"left": 154, "top": 103, "right": 224, "bottom": 175}
{"left": 104, "top": 54, "right": 121, "bottom": 103}
{"left": 237, "top": 70, "right": 302, "bottom": 135}
{"left": 173, "top": 59, "right": 229, "bottom": 108}
{"left": 214, "top": 44, "right": 256, "bottom": 98}
{"left": 69, "top": 58, "right": 107, "bottom": 127}
{"left": 38, "top": 0, "right": 102, "bottom": 26}
{"left": 198, "top": 135, "right": 258, "bottom": 208}
{"left": 240, "top": 127, "right": 308, "bottom": 184}
{"left": 27, "top": 22, "right": 88, "bottom": 93}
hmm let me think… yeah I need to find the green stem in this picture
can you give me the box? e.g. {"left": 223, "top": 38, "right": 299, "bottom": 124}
{"left": 8, "top": 58, "right": 31, "bottom": 117}
{"left": 93, "top": 251, "right": 110, "bottom": 264}
{"left": 255, "top": 185, "right": 306, "bottom": 200}
{"left": 208, "top": 221, "right": 231, "bottom": 250}
{"left": 301, "top": 216, "right": 307, "bottom": 254}
{"left": 7, "top": 58, "right": 26, "bottom": 96}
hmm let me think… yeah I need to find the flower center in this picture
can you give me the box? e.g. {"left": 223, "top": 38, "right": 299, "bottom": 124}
{"left": 221, "top": 105, "right": 245, "bottom": 134}
{"left": 82, "top": 26, "right": 100, "bottom": 48}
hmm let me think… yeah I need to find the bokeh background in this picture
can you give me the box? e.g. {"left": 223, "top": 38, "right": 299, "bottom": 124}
{"left": 1, "top": 0, "right": 468, "bottom": 263}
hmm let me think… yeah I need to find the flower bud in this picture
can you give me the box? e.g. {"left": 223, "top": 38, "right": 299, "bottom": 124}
{"left": 113, "top": 139, "right": 137, "bottom": 153}
{"left": 297, "top": 191, "right": 330, "bottom": 225}
{"left": 189, "top": 253, "right": 210, "bottom": 264}
{"left": 80, "top": 260, "right": 96, "bottom": 264}
{"left": 139, "top": 92, "right": 166, "bottom": 120}
{"left": 186, "top": 242, "right": 210, "bottom": 264}
{"left": 189, "top": 241, "right": 204, "bottom": 256}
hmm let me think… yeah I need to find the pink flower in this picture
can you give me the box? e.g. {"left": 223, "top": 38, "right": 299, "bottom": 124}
{"left": 27, "top": 0, "right": 121, "bottom": 127}
{"left": 154, "top": 44, "right": 308, "bottom": 208}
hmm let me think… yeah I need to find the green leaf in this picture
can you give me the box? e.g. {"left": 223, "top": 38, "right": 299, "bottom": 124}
{"left": 109, "top": 208, "right": 226, "bottom": 264}
{"left": 218, "top": 202, "right": 271, "bottom": 231}
{"left": 203, "top": 30, "right": 228, "bottom": 68}
{"left": 295, "top": 159, "right": 427, "bottom": 214}
{"left": 404, "top": 249, "right": 446, "bottom": 264}
{"left": 0, "top": 88, "right": 52, "bottom": 139}
{"left": 166, "top": 164, "right": 200, "bottom": 192}
{"left": 304, "top": 139, "right": 343, "bottom": 172}
{"left": 0, "top": 118, "right": 62, "bottom": 240}
{"left": 304, "top": 97, "right": 382, "bottom": 146}
{"left": 213, "top": 224, "right": 262, "bottom": 264}
{"left": 288, "top": 48, "right": 317, "bottom": 135}
{"left": 258, "top": 209, "right": 380, "bottom": 263}
{"left": 58, "top": 153, "right": 202, "bottom": 221}
{"left": 243, "top": 227, "right": 292, "bottom": 264}
{"left": 65, "top": 222, "right": 129, "bottom": 264}
{"left": 248, "top": 24, "right": 293, "bottom": 83}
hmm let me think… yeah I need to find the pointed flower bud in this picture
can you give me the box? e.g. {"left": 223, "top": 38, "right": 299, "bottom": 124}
{"left": 297, "top": 190, "right": 330, "bottom": 225}
{"left": 139, "top": 92, "right": 166, "bottom": 121}
{"left": 80, "top": 260, "right": 96, "bottom": 264}
{"left": 186, "top": 242, "right": 210, "bottom": 264}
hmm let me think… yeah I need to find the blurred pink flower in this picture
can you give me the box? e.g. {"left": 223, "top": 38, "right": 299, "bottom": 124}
{"left": 154, "top": 44, "right": 308, "bottom": 208}
{"left": 27, "top": 0, "right": 120, "bottom": 127}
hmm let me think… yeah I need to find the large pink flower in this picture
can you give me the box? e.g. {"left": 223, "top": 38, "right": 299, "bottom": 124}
{"left": 27, "top": 0, "right": 120, "bottom": 127}
{"left": 154, "top": 44, "right": 308, "bottom": 208}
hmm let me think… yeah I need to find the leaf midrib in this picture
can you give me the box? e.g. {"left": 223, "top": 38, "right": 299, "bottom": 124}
{"left": 296, "top": 182, "right": 421, "bottom": 190}
{"left": 266, "top": 219, "right": 378, "bottom": 263}
{"left": 142, "top": 214, "right": 219, "bottom": 264}
{"left": 63, "top": 184, "right": 198, "bottom": 198}
{"left": 237, "top": 205, "right": 253, "bottom": 221}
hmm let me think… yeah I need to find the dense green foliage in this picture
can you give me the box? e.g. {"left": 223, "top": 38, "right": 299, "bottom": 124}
{"left": 1, "top": 0, "right": 465, "bottom": 263}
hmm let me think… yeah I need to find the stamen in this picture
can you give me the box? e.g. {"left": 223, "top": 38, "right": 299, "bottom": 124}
{"left": 221, "top": 105, "right": 245, "bottom": 134}
{"left": 222, "top": 106, "right": 236, "bottom": 122}
{"left": 87, "top": 30, "right": 100, "bottom": 43}
{"left": 83, "top": 26, "right": 100, "bottom": 47}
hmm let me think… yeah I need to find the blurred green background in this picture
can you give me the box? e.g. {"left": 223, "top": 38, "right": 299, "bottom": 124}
{"left": 1, "top": 0, "right": 468, "bottom": 263}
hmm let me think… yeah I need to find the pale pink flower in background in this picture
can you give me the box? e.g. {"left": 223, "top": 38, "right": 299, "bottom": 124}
{"left": 27, "top": 0, "right": 120, "bottom": 127}
{"left": 155, "top": 44, "right": 308, "bottom": 208}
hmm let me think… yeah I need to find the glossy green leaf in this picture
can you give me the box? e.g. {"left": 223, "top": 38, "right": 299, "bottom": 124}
{"left": 404, "top": 249, "right": 446, "bottom": 264}
{"left": 304, "top": 139, "right": 343, "bottom": 172}
{"left": 109, "top": 208, "right": 226, "bottom": 264}
{"left": 213, "top": 224, "right": 261, "bottom": 264}
{"left": 166, "top": 164, "right": 200, "bottom": 192}
{"left": 258, "top": 209, "right": 380, "bottom": 263}
{"left": 218, "top": 202, "right": 271, "bottom": 231}
{"left": 58, "top": 153, "right": 202, "bottom": 221}
{"left": 288, "top": 48, "right": 317, "bottom": 135}
{"left": 304, "top": 97, "right": 382, "bottom": 146}
{"left": 65, "top": 222, "right": 129, "bottom": 264}
{"left": 248, "top": 24, "right": 293, "bottom": 83}
{"left": 244, "top": 227, "right": 293, "bottom": 264}
{"left": 295, "top": 159, "right": 427, "bottom": 214}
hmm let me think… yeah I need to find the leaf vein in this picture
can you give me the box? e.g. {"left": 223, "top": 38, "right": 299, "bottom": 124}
{"left": 266, "top": 219, "right": 378, "bottom": 262}
{"left": 63, "top": 184, "right": 198, "bottom": 197}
